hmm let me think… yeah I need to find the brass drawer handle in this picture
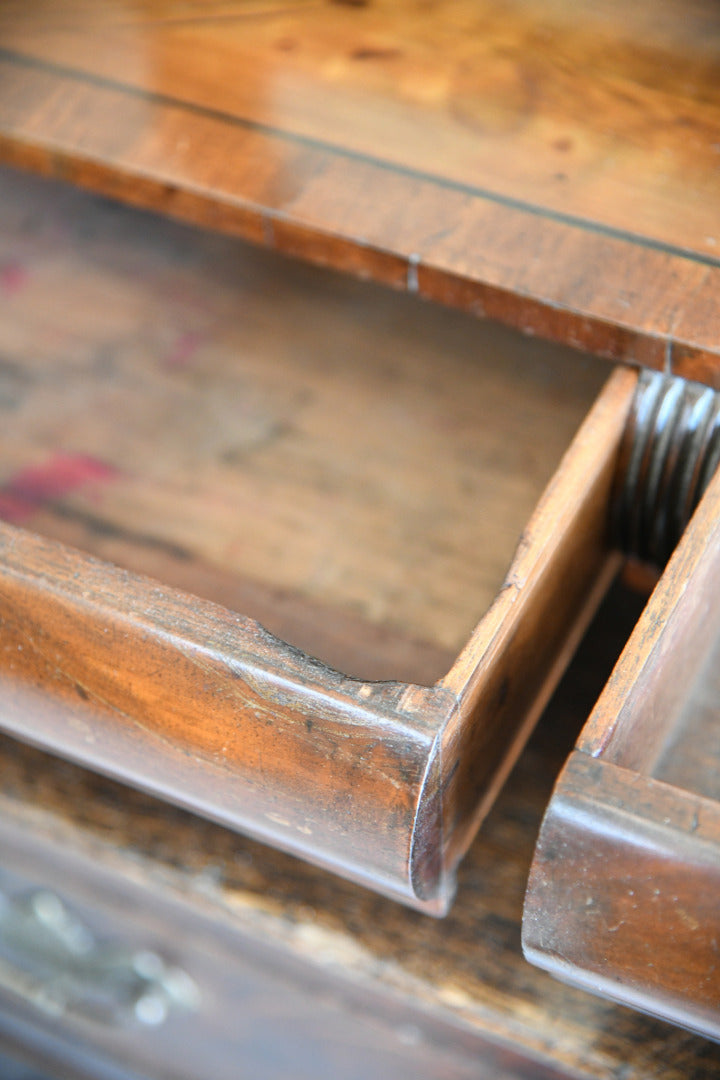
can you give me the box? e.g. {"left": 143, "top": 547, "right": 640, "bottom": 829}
{"left": 0, "top": 888, "right": 200, "bottom": 1028}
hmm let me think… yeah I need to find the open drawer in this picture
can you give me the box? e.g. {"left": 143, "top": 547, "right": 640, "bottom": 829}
{"left": 523, "top": 376, "right": 720, "bottom": 1038}
{"left": 0, "top": 166, "right": 638, "bottom": 914}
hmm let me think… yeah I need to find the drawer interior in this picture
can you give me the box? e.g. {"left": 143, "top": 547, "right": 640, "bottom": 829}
{"left": 0, "top": 167, "right": 606, "bottom": 685}
{"left": 652, "top": 657, "right": 720, "bottom": 802}
{"left": 0, "top": 164, "right": 635, "bottom": 913}
{"left": 578, "top": 465, "right": 720, "bottom": 803}
{"left": 523, "top": 458, "right": 720, "bottom": 1037}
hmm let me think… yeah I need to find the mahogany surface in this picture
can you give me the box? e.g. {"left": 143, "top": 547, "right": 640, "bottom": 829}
{"left": 524, "top": 463, "right": 720, "bottom": 1037}
{"left": 1, "top": 2, "right": 720, "bottom": 379}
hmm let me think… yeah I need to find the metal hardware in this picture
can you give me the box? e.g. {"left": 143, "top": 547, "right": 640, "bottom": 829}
{"left": 0, "top": 888, "right": 200, "bottom": 1028}
{"left": 613, "top": 370, "right": 720, "bottom": 566}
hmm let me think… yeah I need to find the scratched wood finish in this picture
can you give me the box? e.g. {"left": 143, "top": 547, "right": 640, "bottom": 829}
{"left": 0, "top": 2, "right": 719, "bottom": 380}
{"left": 523, "top": 463, "right": 720, "bottom": 1037}
{"left": 0, "top": 586, "right": 718, "bottom": 1080}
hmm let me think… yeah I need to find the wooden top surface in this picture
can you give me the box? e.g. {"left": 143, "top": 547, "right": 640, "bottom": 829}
{"left": 1, "top": 1, "right": 719, "bottom": 381}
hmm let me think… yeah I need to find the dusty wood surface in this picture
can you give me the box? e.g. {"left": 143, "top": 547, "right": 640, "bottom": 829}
{"left": 0, "top": 2, "right": 719, "bottom": 379}
{"left": 0, "top": 585, "right": 717, "bottom": 1080}
{"left": 654, "top": 650, "right": 720, "bottom": 802}
{"left": 524, "top": 465, "right": 720, "bottom": 1036}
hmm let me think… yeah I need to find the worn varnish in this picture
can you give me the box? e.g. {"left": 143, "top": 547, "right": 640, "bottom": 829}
{"left": 523, "top": 461, "right": 720, "bottom": 1037}
{"left": 0, "top": 583, "right": 718, "bottom": 1080}
{"left": 0, "top": 2, "right": 719, "bottom": 378}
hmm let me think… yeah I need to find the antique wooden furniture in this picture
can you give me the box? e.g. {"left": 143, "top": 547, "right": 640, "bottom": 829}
{"left": 5, "top": 170, "right": 705, "bottom": 1080}
{"left": 1, "top": 0, "right": 720, "bottom": 1073}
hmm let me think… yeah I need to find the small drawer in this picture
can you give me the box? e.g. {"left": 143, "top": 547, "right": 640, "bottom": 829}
{"left": 0, "top": 166, "right": 632, "bottom": 913}
{"left": 523, "top": 376, "right": 720, "bottom": 1038}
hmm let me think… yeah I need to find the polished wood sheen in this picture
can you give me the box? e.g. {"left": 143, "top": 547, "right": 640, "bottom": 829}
{"left": 1, "top": 2, "right": 719, "bottom": 379}
{"left": 523, "top": 463, "right": 720, "bottom": 1037}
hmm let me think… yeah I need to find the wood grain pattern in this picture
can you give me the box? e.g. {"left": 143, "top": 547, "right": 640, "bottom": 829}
{"left": 0, "top": 585, "right": 716, "bottom": 1080}
{"left": 0, "top": 2, "right": 719, "bottom": 377}
{"left": 578, "top": 460, "right": 720, "bottom": 771}
{"left": 0, "top": 520, "right": 451, "bottom": 909}
{"left": 523, "top": 461, "right": 720, "bottom": 1036}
